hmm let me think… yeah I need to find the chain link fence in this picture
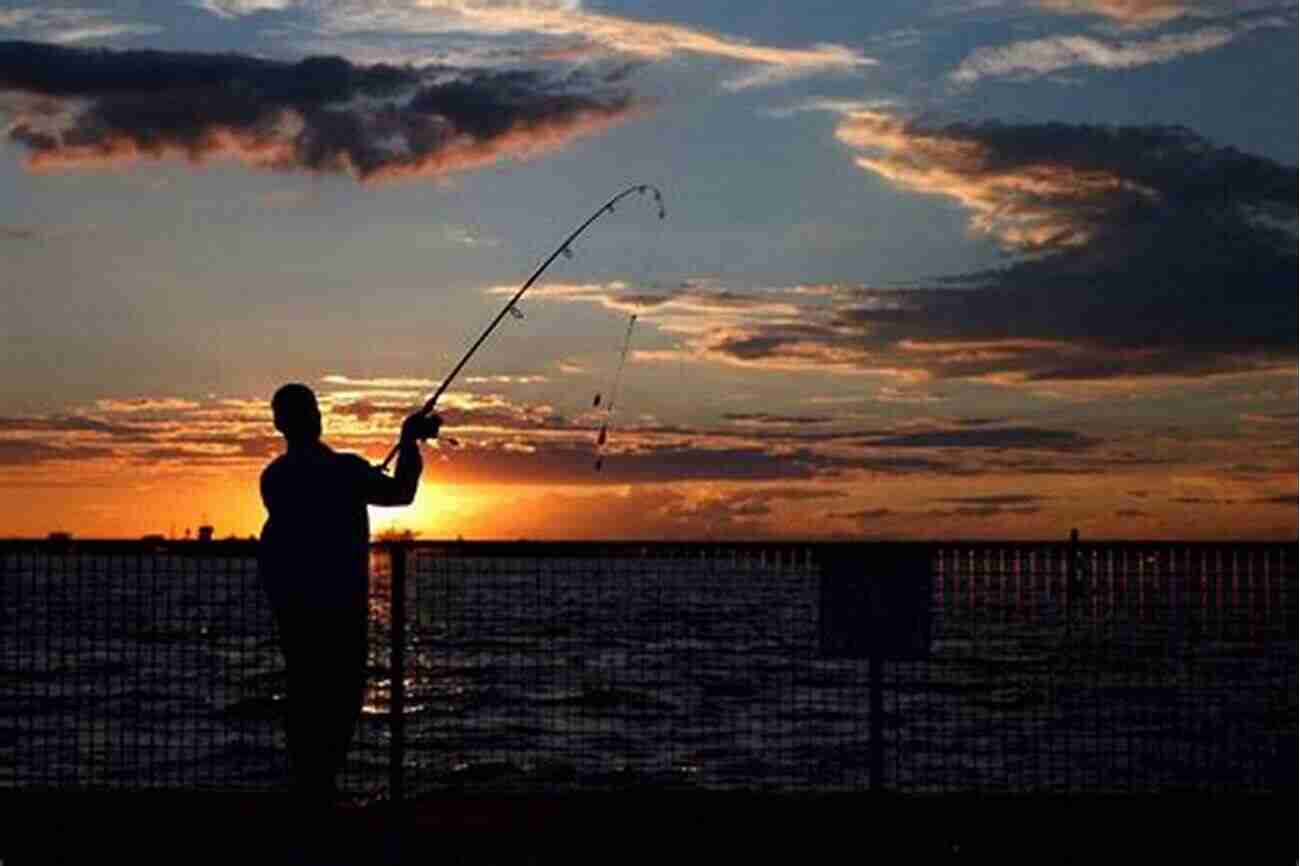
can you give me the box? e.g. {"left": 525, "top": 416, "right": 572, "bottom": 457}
{"left": 2, "top": 539, "right": 1294, "bottom": 796}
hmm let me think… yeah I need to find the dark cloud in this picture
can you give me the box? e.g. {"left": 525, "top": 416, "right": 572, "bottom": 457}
{"left": 956, "top": 417, "right": 1009, "bottom": 427}
{"left": 1250, "top": 494, "right": 1298, "bottom": 505}
{"left": 828, "top": 508, "right": 894, "bottom": 521}
{"left": 0, "top": 440, "right": 116, "bottom": 465}
{"left": 702, "top": 117, "right": 1297, "bottom": 383}
{"left": 924, "top": 505, "right": 1042, "bottom": 518}
{"left": 0, "top": 41, "right": 637, "bottom": 181}
{"left": 722, "top": 413, "right": 834, "bottom": 425}
{"left": 0, "top": 415, "right": 130, "bottom": 434}
{"left": 410, "top": 439, "right": 955, "bottom": 486}
{"left": 328, "top": 400, "right": 406, "bottom": 423}
{"left": 147, "top": 433, "right": 283, "bottom": 460}
{"left": 931, "top": 493, "right": 1046, "bottom": 506}
{"left": 750, "top": 487, "right": 849, "bottom": 502}
{"left": 861, "top": 427, "right": 1095, "bottom": 450}
{"left": 1114, "top": 509, "right": 1147, "bottom": 517}
{"left": 652, "top": 486, "right": 846, "bottom": 530}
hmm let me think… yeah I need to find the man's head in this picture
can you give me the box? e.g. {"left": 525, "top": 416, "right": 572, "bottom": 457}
{"left": 272, "top": 383, "right": 322, "bottom": 445}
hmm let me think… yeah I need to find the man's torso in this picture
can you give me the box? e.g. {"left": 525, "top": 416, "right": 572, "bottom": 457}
{"left": 259, "top": 444, "right": 373, "bottom": 611}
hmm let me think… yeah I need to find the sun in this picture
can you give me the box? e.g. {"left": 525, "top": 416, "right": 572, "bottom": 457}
{"left": 369, "top": 482, "right": 470, "bottom": 540}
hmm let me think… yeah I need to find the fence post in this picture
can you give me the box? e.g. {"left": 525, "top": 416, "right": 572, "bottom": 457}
{"left": 869, "top": 651, "right": 883, "bottom": 793}
{"left": 390, "top": 542, "right": 407, "bottom": 803}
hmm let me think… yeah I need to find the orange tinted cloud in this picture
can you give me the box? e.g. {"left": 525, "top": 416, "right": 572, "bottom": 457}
{"left": 22, "top": 123, "right": 299, "bottom": 173}
{"left": 1035, "top": 0, "right": 1195, "bottom": 25}
{"left": 2, "top": 385, "right": 1295, "bottom": 538}
{"left": 835, "top": 108, "right": 1154, "bottom": 250}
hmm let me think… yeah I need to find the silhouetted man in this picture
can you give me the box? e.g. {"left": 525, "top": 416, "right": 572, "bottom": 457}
{"left": 258, "top": 383, "right": 438, "bottom": 806}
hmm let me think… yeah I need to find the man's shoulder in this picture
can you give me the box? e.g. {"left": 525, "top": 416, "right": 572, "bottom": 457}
{"left": 261, "top": 445, "right": 372, "bottom": 482}
{"left": 334, "top": 450, "right": 378, "bottom": 478}
{"left": 261, "top": 453, "right": 288, "bottom": 479}
{"left": 334, "top": 450, "right": 371, "bottom": 467}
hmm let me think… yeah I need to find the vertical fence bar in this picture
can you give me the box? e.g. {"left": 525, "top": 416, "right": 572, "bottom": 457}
{"left": 869, "top": 651, "right": 883, "bottom": 793}
{"left": 390, "top": 542, "right": 407, "bottom": 803}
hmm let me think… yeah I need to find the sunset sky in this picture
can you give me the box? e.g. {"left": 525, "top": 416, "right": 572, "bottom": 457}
{"left": 1, "top": 0, "right": 1296, "bottom": 540}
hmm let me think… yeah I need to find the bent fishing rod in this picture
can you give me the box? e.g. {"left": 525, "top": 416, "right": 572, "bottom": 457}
{"left": 378, "top": 182, "right": 666, "bottom": 472}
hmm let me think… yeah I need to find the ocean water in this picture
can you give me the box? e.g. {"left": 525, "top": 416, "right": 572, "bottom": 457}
{"left": 2, "top": 545, "right": 1295, "bottom": 794}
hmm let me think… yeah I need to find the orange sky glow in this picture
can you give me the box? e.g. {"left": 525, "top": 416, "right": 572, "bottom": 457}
{"left": 1, "top": 7, "right": 1295, "bottom": 541}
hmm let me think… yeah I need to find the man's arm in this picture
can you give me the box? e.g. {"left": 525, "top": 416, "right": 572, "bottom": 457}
{"left": 365, "top": 439, "right": 422, "bottom": 506}
{"left": 364, "top": 412, "right": 436, "bottom": 506}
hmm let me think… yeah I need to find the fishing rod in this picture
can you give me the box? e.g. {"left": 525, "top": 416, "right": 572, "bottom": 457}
{"left": 379, "top": 182, "right": 666, "bottom": 472}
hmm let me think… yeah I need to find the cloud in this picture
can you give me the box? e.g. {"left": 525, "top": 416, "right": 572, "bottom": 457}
{"left": 875, "top": 387, "right": 947, "bottom": 404}
{"left": 484, "top": 282, "right": 804, "bottom": 329}
{"left": 827, "top": 507, "right": 894, "bottom": 521}
{"left": 1247, "top": 494, "right": 1298, "bottom": 505}
{"left": 836, "top": 108, "right": 1164, "bottom": 251}
{"left": 417, "top": 443, "right": 841, "bottom": 485}
{"left": 0, "top": 8, "right": 161, "bottom": 44}
{"left": 463, "top": 374, "right": 548, "bottom": 384}
{"left": 196, "top": 0, "right": 297, "bottom": 19}
{"left": 320, "top": 374, "right": 438, "bottom": 390}
{"left": 862, "top": 427, "right": 1095, "bottom": 450}
{"left": 722, "top": 413, "right": 834, "bottom": 426}
{"left": 950, "top": 13, "right": 1290, "bottom": 82}
{"left": 931, "top": 493, "right": 1048, "bottom": 505}
{"left": 1032, "top": 1, "right": 1280, "bottom": 28}
{"left": 1034, "top": 0, "right": 1198, "bottom": 25}
{"left": 0, "top": 439, "right": 116, "bottom": 465}
{"left": 646, "top": 485, "right": 850, "bottom": 531}
{"left": 0, "top": 414, "right": 131, "bottom": 434}
{"left": 94, "top": 398, "right": 203, "bottom": 414}
{"left": 0, "top": 40, "right": 638, "bottom": 181}
{"left": 924, "top": 504, "right": 1043, "bottom": 518}
{"left": 242, "top": 0, "right": 872, "bottom": 90}
{"left": 687, "top": 110, "right": 1296, "bottom": 384}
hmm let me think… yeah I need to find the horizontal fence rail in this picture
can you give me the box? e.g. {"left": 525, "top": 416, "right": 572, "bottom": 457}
{"left": 2, "top": 539, "right": 1295, "bottom": 795}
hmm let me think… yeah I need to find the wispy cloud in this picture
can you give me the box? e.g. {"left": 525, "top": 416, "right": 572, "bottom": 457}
{"left": 1032, "top": 1, "right": 1288, "bottom": 28}
{"left": 195, "top": 0, "right": 872, "bottom": 90}
{"left": 0, "top": 7, "right": 161, "bottom": 44}
{"left": 1035, "top": 0, "right": 1202, "bottom": 26}
{"left": 951, "top": 13, "right": 1289, "bottom": 82}
{"left": 863, "top": 428, "right": 1095, "bottom": 450}
{"left": 321, "top": 374, "right": 438, "bottom": 390}
{"left": 0, "top": 41, "right": 638, "bottom": 181}
{"left": 195, "top": 0, "right": 297, "bottom": 19}
{"left": 484, "top": 281, "right": 805, "bottom": 337}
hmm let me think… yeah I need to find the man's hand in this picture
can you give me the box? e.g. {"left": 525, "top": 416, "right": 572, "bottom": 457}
{"left": 401, "top": 412, "right": 442, "bottom": 444}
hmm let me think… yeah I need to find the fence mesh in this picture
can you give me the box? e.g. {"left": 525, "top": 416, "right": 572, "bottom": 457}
{"left": 2, "top": 540, "right": 1295, "bottom": 795}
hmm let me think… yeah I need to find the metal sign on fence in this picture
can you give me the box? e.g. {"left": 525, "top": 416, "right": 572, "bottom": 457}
{"left": 817, "top": 545, "right": 933, "bottom": 660}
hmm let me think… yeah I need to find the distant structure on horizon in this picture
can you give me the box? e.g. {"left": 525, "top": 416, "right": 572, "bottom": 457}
{"left": 198, "top": 525, "right": 214, "bottom": 543}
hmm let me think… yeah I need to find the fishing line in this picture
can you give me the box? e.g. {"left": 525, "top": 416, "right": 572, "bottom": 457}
{"left": 592, "top": 312, "right": 638, "bottom": 472}
{"left": 378, "top": 183, "right": 666, "bottom": 472}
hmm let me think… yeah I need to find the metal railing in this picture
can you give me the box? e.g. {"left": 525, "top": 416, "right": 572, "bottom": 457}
{"left": 2, "top": 538, "right": 1295, "bottom": 795}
